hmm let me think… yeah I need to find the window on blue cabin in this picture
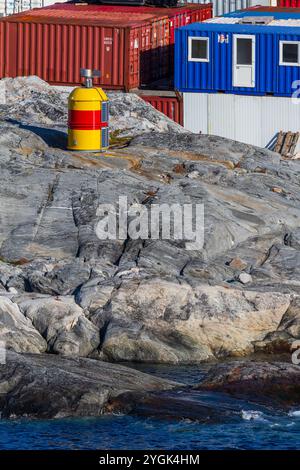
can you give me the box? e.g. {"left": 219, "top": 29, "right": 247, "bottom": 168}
{"left": 280, "top": 41, "right": 300, "bottom": 66}
{"left": 236, "top": 38, "right": 253, "bottom": 65}
{"left": 188, "top": 37, "right": 209, "bottom": 62}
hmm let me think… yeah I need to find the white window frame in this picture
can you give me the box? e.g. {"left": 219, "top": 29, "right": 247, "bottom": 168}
{"left": 188, "top": 36, "right": 209, "bottom": 63}
{"left": 279, "top": 40, "right": 300, "bottom": 67}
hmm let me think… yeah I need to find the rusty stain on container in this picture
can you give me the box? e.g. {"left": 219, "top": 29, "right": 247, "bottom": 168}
{"left": 0, "top": 4, "right": 212, "bottom": 90}
{"left": 140, "top": 93, "right": 183, "bottom": 125}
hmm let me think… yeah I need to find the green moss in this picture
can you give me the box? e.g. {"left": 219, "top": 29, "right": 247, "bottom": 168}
{"left": 109, "top": 130, "right": 132, "bottom": 148}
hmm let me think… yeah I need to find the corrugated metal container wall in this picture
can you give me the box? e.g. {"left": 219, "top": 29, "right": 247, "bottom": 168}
{"left": 0, "top": 22, "right": 3, "bottom": 79}
{"left": 39, "top": 3, "right": 212, "bottom": 73}
{"left": 183, "top": 92, "right": 300, "bottom": 148}
{"left": 277, "top": 0, "right": 300, "bottom": 6}
{"left": 175, "top": 24, "right": 300, "bottom": 96}
{"left": 0, "top": 10, "right": 170, "bottom": 90}
{"left": 141, "top": 95, "right": 183, "bottom": 125}
{"left": 186, "top": 0, "right": 270, "bottom": 17}
{"left": 41, "top": 4, "right": 213, "bottom": 45}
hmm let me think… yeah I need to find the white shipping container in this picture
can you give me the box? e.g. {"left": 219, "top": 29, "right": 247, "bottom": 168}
{"left": 186, "top": 0, "right": 271, "bottom": 17}
{"left": 183, "top": 92, "right": 300, "bottom": 149}
{"left": 0, "top": 0, "right": 43, "bottom": 17}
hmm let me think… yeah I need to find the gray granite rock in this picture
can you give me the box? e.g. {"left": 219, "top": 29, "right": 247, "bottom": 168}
{"left": 16, "top": 294, "right": 100, "bottom": 356}
{"left": 1, "top": 76, "right": 300, "bottom": 362}
{"left": 198, "top": 360, "right": 300, "bottom": 406}
{"left": 0, "top": 351, "right": 178, "bottom": 418}
{"left": 0, "top": 296, "right": 47, "bottom": 353}
{"left": 99, "top": 279, "right": 290, "bottom": 363}
{"left": 26, "top": 259, "right": 91, "bottom": 295}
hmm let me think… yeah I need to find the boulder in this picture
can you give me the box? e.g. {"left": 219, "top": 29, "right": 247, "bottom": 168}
{"left": 106, "top": 389, "right": 244, "bottom": 423}
{"left": 27, "top": 259, "right": 91, "bottom": 295}
{"left": 0, "top": 296, "right": 47, "bottom": 353}
{"left": 198, "top": 360, "right": 300, "bottom": 406}
{"left": 253, "top": 296, "right": 300, "bottom": 354}
{"left": 100, "top": 279, "right": 290, "bottom": 363}
{"left": 0, "top": 351, "right": 178, "bottom": 418}
{"left": 239, "top": 273, "right": 252, "bottom": 284}
{"left": 17, "top": 294, "right": 100, "bottom": 357}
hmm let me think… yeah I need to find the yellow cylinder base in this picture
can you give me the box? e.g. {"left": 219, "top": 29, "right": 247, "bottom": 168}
{"left": 68, "top": 129, "right": 101, "bottom": 151}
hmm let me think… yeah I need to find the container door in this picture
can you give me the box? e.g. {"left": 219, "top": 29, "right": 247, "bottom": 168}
{"left": 128, "top": 28, "right": 140, "bottom": 89}
{"left": 233, "top": 35, "right": 255, "bottom": 88}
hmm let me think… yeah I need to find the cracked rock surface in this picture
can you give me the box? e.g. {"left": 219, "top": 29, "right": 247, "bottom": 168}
{"left": 0, "top": 351, "right": 178, "bottom": 419}
{"left": 1, "top": 76, "right": 300, "bottom": 366}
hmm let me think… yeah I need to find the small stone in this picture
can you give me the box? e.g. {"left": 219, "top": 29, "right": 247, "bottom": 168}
{"left": 173, "top": 163, "right": 186, "bottom": 174}
{"left": 116, "top": 267, "right": 140, "bottom": 278}
{"left": 187, "top": 170, "right": 200, "bottom": 179}
{"left": 272, "top": 187, "right": 283, "bottom": 194}
{"left": 226, "top": 161, "right": 235, "bottom": 170}
{"left": 8, "top": 287, "right": 18, "bottom": 294}
{"left": 239, "top": 273, "right": 252, "bottom": 284}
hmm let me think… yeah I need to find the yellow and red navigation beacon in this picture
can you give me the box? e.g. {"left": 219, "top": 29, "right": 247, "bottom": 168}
{"left": 67, "top": 69, "right": 109, "bottom": 151}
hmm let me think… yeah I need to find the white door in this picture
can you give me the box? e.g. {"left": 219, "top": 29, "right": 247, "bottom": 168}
{"left": 233, "top": 35, "right": 255, "bottom": 88}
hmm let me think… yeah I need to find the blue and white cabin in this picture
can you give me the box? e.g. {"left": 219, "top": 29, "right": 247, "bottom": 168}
{"left": 175, "top": 10, "right": 300, "bottom": 148}
{"left": 175, "top": 12, "right": 300, "bottom": 96}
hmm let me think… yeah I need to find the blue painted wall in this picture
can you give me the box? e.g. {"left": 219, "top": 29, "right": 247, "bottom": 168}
{"left": 175, "top": 23, "right": 300, "bottom": 96}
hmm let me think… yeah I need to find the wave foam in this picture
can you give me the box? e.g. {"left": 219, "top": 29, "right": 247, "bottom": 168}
{"left": 241, "top": 410, "right": 264, "bottom": 421}
{"left": 288, "top": 410, "right": 300, "bottom": 417}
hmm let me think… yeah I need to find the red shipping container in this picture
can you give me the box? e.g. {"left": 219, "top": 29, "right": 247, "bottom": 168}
{"left": 277, "top": 1, "right": 300, "bottom": 6}
{"left": 40, "top": 3, "right": 212, "bottom": 77}
{"left": 43, "top": 3, "right": 213, "bottom": 44}
{"left": 140, "top": 93, "right": 183, "bottom": 126}
{"left": 236, "top": 5, "right": 300, "bottom": 12}
{"left": 0, "top": 8, "right": 170, "bottom": 90}
{"left": 0, "top": 4, "right": 212, "bottom": 90}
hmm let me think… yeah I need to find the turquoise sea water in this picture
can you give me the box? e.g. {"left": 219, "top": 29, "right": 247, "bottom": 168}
{"left": 0, "top": 363, "right": 299, "bottom": 450}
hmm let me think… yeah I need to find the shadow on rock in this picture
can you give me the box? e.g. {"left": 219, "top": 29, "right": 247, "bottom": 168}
{"left": 105, "top": 389, "right": 255, "bottom": 424}
{"left": 6, "top": 119, "right": 67, "bottom": 150}
{"left": 197, "top": 361, "right": 300, "bottom": 408}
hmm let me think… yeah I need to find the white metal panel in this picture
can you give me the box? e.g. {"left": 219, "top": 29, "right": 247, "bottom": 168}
{"left": 261, "top": 96, "right": 300, "bottom": 148}
{"left": 183, "top": 92, "right": 208, "bottom": 134}
{"left": 183, "top": 92, "right": 300, "bottom": 148}
{"left": 206, "top": 17, "right": 240, "bottom": 24}
{"left": 270, "top": 20, "right": 300, "bottom": 27}
{"left": 205, "top": 18, "right": 300, "bottom": 28}
{"left": 234, "top": 94, "right": 262, "bottom": 145}
{"left": 208, "top": 94, "right": 236, "bottom": 139}
{"left": 187, "top": 0, "right": 270, "bottom": 18}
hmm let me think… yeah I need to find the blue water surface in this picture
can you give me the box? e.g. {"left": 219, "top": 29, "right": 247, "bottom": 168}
{"left": 0, "top": 363, "right": 299, "bottom": 450}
